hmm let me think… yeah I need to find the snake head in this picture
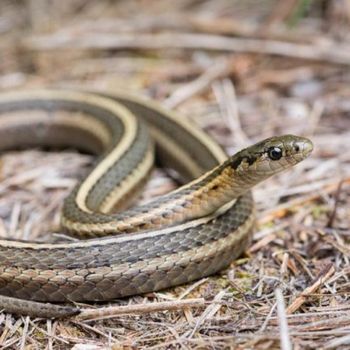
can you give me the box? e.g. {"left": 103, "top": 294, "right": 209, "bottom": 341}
{"left": 231, "top": 134, "right": 313, "bottom": 178}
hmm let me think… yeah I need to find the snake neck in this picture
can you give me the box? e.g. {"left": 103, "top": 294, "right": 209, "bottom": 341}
{"left": 63, "top": 155, "right": 256, "bottom": 236}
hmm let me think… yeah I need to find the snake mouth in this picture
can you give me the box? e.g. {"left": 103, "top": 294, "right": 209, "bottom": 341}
{"left": 290, "top": 137, "right": 313, "bottom": 164}
{"left": 289, "top": 135, "right": 313, "bottom": 158}
{"left": 302, "top": 139, "right": 314, "bottom": 157}
{"left": 287, "top": 138, "right": 314, "bottom": 165}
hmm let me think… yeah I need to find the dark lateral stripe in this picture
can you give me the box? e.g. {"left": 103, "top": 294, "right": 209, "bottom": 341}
{"left": 0, "top": 193, "right": 253, "bottom": 270}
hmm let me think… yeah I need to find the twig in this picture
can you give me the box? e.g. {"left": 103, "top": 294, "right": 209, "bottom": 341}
{"left": 164, "top": 59, "right": 229, "bottom": 108}
{"left": 24, "top": 32, "right": 350, "bottom": 65}
{"left": 178, "top": 278, "right": 208, "bottom": 300}
{"left": 327, "top": 179, "right": 344, "bottom": 228}
{"left": 188, "top": 291, "right": 226, "bottom": 338}
{"left": 323, "top": 334, "right": 350, "bottom": 349}
{"left": 46, "top": 320, "right": 53, "bottom": 350}
{"left": 307, "top": 99, "right": 325, "bottom": 136}
{"left": 19, "top": 316, "right": 29, "bottom": 350}
{"left": 275, "top": 288, "right": 292, "bottom": 350}
{"left": 73, "top": 321, "right": 119, "bottom": 342}
{"left": 258, "top": 176, "right": 350, "bottom": 224}
{"left": 294, "top": 315, "right": 350, "bottom": 331}
{"left": 262, "top": 0, "right": 298, "bottom": 32}
{"left": 286, "top": 264, "right": 336, "bottom": 314}
{"left": 75, "top": 298, "right": 205, "bottom": 321}
{"left": 259, "top": 302, "right": 277, "bottom": 332}
{"left": 212, "top": 79, "right": 249, "bottom": 145}
{"left": 249, "top": 232, "right": 277, "bottom": 253}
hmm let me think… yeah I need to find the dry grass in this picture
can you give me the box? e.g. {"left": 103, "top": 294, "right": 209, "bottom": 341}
{"left": 0, "top": 1, "right": 349, "bottom": 349}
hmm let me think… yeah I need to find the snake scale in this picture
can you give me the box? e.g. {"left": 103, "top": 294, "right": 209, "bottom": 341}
{"left": 0, "top": 89, "right": 313, "bottom": 318}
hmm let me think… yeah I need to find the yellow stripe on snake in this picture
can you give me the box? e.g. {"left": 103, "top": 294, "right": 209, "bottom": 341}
{"left": 0, "top": 90, "right": 313, "bottom": 318}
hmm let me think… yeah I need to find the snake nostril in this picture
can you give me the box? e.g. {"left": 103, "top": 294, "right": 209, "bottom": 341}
{"left": 294, "top": 145, "right": 300, "bottom": 152}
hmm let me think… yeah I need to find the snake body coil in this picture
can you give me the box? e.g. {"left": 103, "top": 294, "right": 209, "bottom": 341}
{"left": 0, "top": 90, "right": 313, "bottom": 318}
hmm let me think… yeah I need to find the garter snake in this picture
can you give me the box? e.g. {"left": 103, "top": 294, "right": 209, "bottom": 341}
{"left": 0, "top": 89, "right": 313, "bottom": 318}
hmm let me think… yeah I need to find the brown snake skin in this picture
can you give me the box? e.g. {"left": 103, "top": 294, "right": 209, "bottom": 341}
{"left": 0, "top": 90, "right": 313, "bottom": 318}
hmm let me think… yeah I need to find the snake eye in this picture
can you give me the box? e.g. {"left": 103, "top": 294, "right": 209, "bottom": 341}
{"left": 268, "top": 147, "right": 282, "bottom": 160}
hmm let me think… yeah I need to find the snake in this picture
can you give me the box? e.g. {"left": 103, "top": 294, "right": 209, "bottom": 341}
{"left": 0, "top": 89, "right": 313, "bottom": 318}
